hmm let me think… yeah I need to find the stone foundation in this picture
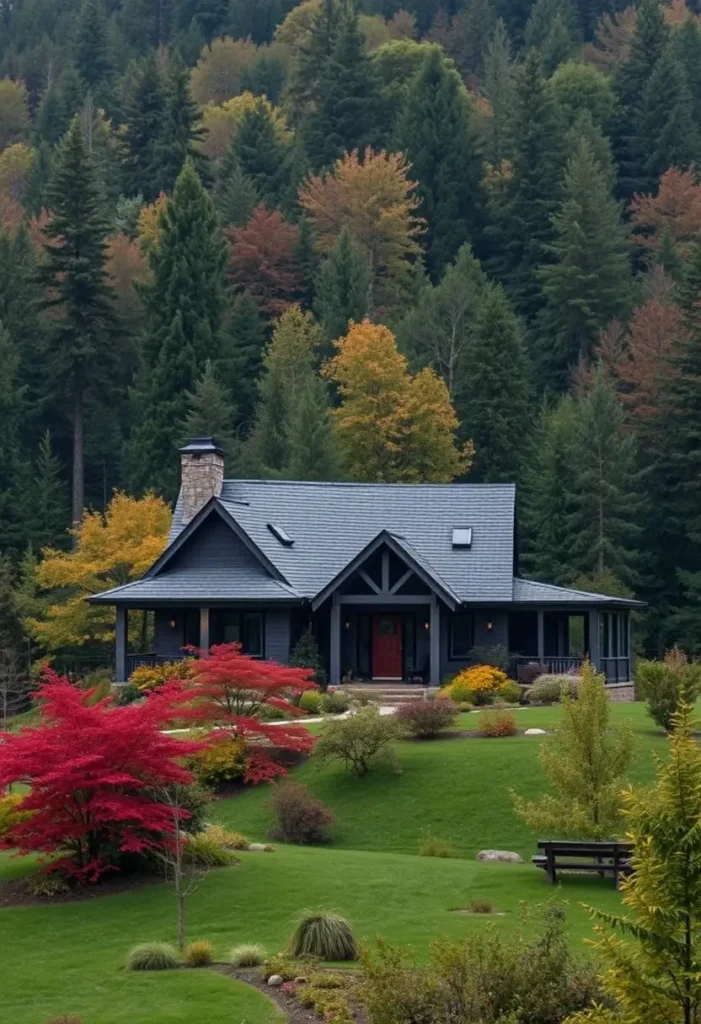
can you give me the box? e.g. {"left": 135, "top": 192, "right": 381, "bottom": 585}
{"left": 607, "top": 682, "right": 636, "bottom": 702}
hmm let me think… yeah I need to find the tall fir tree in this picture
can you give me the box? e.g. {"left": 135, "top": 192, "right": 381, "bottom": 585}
{"left": 41, "top": 116, "right": 116, "bottom": 526}
{"left": 127, "top": 159, "right": 227, "bottom": 498}
{"left": 538, "top": 136, "right": 631, "bottom": 390}
{"left": 302, "top": 2, "right": 380, "bottom": 171}
{"left": 671, "top": 17, "right": 701, "bottom": 130}
{"left": 483, "top": 19, "right": 515, "bottom": 169}
{"left": 179, "top": 359, "right": 237, "bottom": 457}
{"left": 612, "top": 0, "right": 669, "bottom": 200}
{"left": 294, "top": 216, "right": 320, "bottom": 311}
{"left": 215, "top": 153, "right": 259, "bottom": 228}
{"left": 287, "top": 375, "right": 343, "bottom": 481}
{"left": 0, "top": 323, "right": 30, "bottom": 559}
{"left": 314, "top": 227, "right": 371, "bottom": 353}
{"left": 73, "top": 0, "right": 112, "bottom": 99}
{"left": 488, "top": 49, "right": 566, "bottom": 320}
{"left": 227, "top": 98, "right": 291, "bottom": 209}
{"left": 28, "top": 431, "right": 69, "bottom": 551}
{"left": 154, "top": 51, "right": 209, "bottom": 195}
{"left": 395, "top": 46, "right": 483, "bottom": 278}
{"left": 122, "top": 54, "right": 166, "bottom": 202}
{"left": 224, "top": 291, "right": 268, "bottom": 431}
{"left": 460, "top": 282, "right": 530, "bottom": 483}
{"left": 286, "top": 0, "right": 344, "bottom": 119}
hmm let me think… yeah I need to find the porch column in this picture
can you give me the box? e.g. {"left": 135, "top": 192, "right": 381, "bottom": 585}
{"left": 115, "top": 606, "right": 127, "bottom": 683}
{"left": 330, "top": 595, "right": 341, "bottom": 686}
{"left": 589, "top": 609, "right": 601, "bottom": 670}
{"left": 429, "top": 596, "right": 440, "bottom": 687}
{"left": 200, "top": 607, "right": 210, "bottom": 656}
{"left": 536, "top": 610, "right": 544, "bottom": 662}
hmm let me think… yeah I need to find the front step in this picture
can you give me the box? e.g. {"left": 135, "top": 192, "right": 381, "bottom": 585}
{"left": 339, "top": 683, "right": 439, "bottom": 705}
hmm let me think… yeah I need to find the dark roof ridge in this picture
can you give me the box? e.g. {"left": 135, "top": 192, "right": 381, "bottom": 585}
{"left": 223, "top": 479, "right": 516, "bottom": 490}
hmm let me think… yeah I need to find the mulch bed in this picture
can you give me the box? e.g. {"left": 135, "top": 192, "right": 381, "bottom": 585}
{"left": 0, "top": 870, "right": 164, "bottom": 909}
{"left": 220, "top": 967, "right": 370, "bottom": 1024}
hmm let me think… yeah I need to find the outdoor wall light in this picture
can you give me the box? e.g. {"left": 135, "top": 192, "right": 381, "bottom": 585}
{"left": 423, "top": 620, "right": 430, "bottom": 631}
{"left": 486, "top": 620, "right": 494, "bottom": 632}
{"left": 169, "top": 618, "right": 177, "bottom": 629}
{"left": 344, "top": 619, "right": 351, "bottom": 631}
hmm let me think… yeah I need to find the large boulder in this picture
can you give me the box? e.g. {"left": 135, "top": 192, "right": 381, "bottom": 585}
{"left": 477, "top": 849, "right": 523, "bottom": 863}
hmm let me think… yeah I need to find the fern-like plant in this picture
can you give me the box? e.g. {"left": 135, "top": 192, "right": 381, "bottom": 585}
{"left": 230, "top": 943, "right": 267, "bottom": 967}
{"left": 184, "top": 939, "right": 214, "bottom": 966}
{"left": 126, "top": 942, "right": 182, "bottom": 971}
{"left": 288, "top": 911, "right": 357, "bottom": 961}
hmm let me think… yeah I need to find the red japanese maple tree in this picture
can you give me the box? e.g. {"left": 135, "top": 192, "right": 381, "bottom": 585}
{"left": 183, "top": 643, "right": 318, "bottom": 783}
{"left": 0, "top": 670, "right": 203, "bottom": 882}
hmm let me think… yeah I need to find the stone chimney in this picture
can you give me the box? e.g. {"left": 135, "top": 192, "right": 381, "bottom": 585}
{"left": 179, "top": 437, "right": 225, "bottom": 524}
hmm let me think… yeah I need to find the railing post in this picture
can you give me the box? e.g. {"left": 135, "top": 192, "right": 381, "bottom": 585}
{"left": 429, "top": 597, "right": 440, "bottom": 686}
{"left": 330, "top": 595, "right": 341, "bottom": 685}
{"left": 115, "top": 606, "right": 127, "bottom": 683}
{"left": 200, "top": 607, "right": 210, "bottom": 656}
{"left": 537, "top": 610, "right": 544, "bottom": 663}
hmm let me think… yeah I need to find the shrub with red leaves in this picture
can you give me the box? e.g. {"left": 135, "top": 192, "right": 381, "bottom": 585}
{"left": 396, "top": 698, "right": 458, "bottom": 738}
{"left": 184, "top": 643, "right": 318, "bottom": 783}
{"left": 0, "top": 670, "right": 204, "bottom": 882}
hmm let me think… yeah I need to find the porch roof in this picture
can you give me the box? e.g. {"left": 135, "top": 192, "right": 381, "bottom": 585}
{"left": 88, "top": 570, "right": 302, "bottom": 604}
{"left": 511, "top": 578, "right": 644, "bottom": 608}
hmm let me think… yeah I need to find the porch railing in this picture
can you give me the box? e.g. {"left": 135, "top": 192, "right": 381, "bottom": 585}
{"left": 514, "top": 656, "right": 585, "bottom": 678}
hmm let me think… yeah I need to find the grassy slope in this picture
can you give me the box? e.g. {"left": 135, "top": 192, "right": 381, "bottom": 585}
{"left": 213, "top": 703, "right": 667, "bottom": 858}
{"left": 0, "top": 701, "right": 670, "bottom": 1023}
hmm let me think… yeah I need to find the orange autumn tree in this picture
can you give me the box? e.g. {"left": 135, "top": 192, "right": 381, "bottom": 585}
{"left": 225, "top": 205, "right": 302, "bottom": 316}
{"left": 323, "top": 319, "right": 473, "bottom": 482}
{"left": 630, "top": 167, "right": 701, "bottom": 259}
{"left": 29, "top": 492, "right": 171, "bottom": 650}
{"left": 298, "top": 148, "right": 424, "bottom": 313}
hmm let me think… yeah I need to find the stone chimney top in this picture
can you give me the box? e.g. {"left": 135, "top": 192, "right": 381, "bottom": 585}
{"left": 179, "top": 437, "right": 225, "bottom": 524}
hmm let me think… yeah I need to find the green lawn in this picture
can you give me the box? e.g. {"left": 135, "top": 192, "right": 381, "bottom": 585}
{"left": 0, "top": 700, "right": 672, "bottom": 1024}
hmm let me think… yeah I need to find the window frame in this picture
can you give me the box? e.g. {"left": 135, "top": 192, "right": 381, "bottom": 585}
{"left": 450, "top": 611, "right": 474, "bottom": 659}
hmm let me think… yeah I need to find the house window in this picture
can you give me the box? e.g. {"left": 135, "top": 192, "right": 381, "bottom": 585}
{"left": 450, "top": 612, "right": 474, "bottom": 659}
{"left": 599, "top": 612, "right": 629, "bottom": 658}
{"left": 212, "top": 610, "right": 264, "bottom": 657}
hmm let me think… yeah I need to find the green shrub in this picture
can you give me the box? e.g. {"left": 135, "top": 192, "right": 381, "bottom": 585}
{"left": 30, "top": 873, "right": 69, "bottom": 898}
{"left": 126, "top": 942, "right": 182, "bottom": 971}
{"left": 314, "top": 704, "right": 401, "bottom": 776}
{"left": 263, "top": 952, "right": 319, "bottom": 981}
{"left": 257, "top": 703, "right": 288, "bottom": 721}
{"left": 297, "top": 982, "right": 355, "bottom": 1024}
{"left": 188, "top": 735, "right": 247, "bottom": 786}
{"left": 231, "top": 943, "right": 267, "bottom": 967}
{"left": 299, "top": 689, "right": 323, "bottom": 714}
{"left": 288, "top": 910, "right": 357, "bottom": 961}
{"left": 418, "top": 830, "right": 456, "bottom": 858}
{"left": 469, "top": 644, "right": 510, "bottom": 671}
{"left": 494, "top": 680, "right": 522, "bottom": 704}
{"left": 636, "top": 649, "right": 701, "bottom": 731}
{"left": 113, "top": 682, "right": 142, "bottom": 706}
{"left": 184, "top": 940, "right": 214, "bottom": 966}
{"left": 290, "top": 627, "right": 327, "bottom": 688}
{"left": 468, "top": 897, "right": 494, "bottom": 914}
{"left": 396, "top": 698, "right": 457, "bottom": 738}
{"left": 183, "top": 825, "right": 239, "bottom": 867}
{"left": 320, "top": 690, "right": 351, "bottom": 715}
{"left": 525, "top": 675, "right": 578, "bottom": 705}
{"left": 268, "top": 780, "right": 335, "bottom": 844}
{"left": 0, "top": 791, "right": 26, "bottom": 837}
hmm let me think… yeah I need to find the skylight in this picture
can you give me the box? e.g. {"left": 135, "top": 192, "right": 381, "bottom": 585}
{"left": 267, "top": 523, "right": 294, "bottom": 547}
{"left": 452, "top": 528, "right": 472, "bottom": 549}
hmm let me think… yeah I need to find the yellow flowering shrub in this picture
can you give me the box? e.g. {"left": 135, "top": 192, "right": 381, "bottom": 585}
{"left": 188, "top": 735, "right": 247, "bottom": 786}
{"left": 129, "top": 658, "right": 195, "bottom": 692}
{"left": 440, "top": 665, "right": 510, "bottom": 705}
{"left": 0, "top": 792, "right": 28, "bottom": 837}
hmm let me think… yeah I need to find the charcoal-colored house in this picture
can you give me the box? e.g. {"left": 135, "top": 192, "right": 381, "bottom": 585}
{"left": 90, "top": 439, "right": 643, "bottom": 686}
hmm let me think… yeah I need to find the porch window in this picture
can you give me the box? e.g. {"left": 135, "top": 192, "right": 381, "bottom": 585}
{"left": 450, "top": 612, "right": 474, "bottom": 658}
{"left": 211, "top": 610, "right": 264, "bottom": 657}
{"left": 600, "top": 612, "right": 629, "bottom": 658}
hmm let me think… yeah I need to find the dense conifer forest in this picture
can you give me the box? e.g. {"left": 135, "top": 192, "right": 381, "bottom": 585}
{"left": 0, "top": 0, "right": 700, "bottom": 658}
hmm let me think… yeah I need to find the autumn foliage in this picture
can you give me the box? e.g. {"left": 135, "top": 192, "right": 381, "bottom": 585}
{"left": 225, "top": 205, "right": 302, "bottom": 316}
{"left": 183, "top": 643, "right": 317, "bottom": 783}
{"left": 631, "top": 167, "right": 701, "bottom": 257}
{"left": 0, "top": 671, "right": 202, "bottom": 881}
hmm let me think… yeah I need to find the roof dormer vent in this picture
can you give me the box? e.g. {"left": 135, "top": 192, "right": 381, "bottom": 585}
{"left": 268, "top": 523, "right": 294, "bottom": 547}
{"left": 452, "top": 528, "right": 472, "bottom": 549}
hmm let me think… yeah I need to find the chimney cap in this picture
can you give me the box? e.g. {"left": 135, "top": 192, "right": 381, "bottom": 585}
{"left": 179, "top": 436, "right": 225, "bottom": 457}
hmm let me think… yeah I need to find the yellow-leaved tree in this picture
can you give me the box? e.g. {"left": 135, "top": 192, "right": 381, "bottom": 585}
{"left": 29, "top": 493, "right": 171, "bottom": 650}
{"left": 298, "top": 148, "right": 424, "bottom": 313}
{"left": 323, "top": 319, "right": 473, "bottom": 482}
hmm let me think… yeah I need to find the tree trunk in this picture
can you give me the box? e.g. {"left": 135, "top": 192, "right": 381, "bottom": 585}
{"left": 72, "top": 385, "right": 85, "bottom": 533}
{"left": 177, "top": 890, "right": 185, "bottom": 951}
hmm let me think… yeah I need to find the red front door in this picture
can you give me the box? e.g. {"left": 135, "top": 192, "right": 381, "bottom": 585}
{"left": 372, "top": 615, "right": 402, "bottom": 679}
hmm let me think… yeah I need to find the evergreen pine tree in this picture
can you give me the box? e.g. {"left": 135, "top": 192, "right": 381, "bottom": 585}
{"left": 74, "top": 0, "right": 112, "bottom": 98}
{"left": 302, "top": 2, "right": 381, "bottom": 171}
{"left": 127, "top": 159, "right": 227, "bottom": 498}
{"left": 35, "top": 66, "right": 85, "bottom": 146}
{"left": 0, "top": 323, "right": 30, "bottom": 559}
{"left": 122, "top": 54, "right": 166, "bottom": 202}
{"left": 314, "top": 228, "right": 371, "bottom": 353}
{"left": 154, "top": 51, "right": 209, "bottom": 194}
{"left": 0, "top": 225, "right": 44, "bottom": 442}
{"left": 289, "top": 624, "right": 327, "bottom": 684}
{"left": 395, "top": 46, "right": 483, "bottom": 278}
{"left": 612, "top": 0, "right": 669, "bottom": 200}
{"left": 179, "top": 359, "right": 237, "bottom": 457}
{"left": 483, "top": 19, "right": 515, "bottom": 168}
{"left": 294, "top": 217, "right": 320, "bottom": 311}
{"left": 41, "top": 116, "right": 116, "bottom": 526}
{"left": 227, "top": 97, "right": 291, "bottom": 208}
{"left": 287, "top": 375, "right": 343, "bottom": 481}
{"left": 538, "top": 136, "right": 631, "bottom": 390}
{"left": 460, "top": 282, "right": 530, "bottom": 483}
{"left": 286, "top": 0, "right": 344, "bottom": 119}
{"left": 568, "top": 365, "right": 643, "bottom": 589}
{"left": 488, "top": 49, "right": 566, "bottom": 320}
{"left": 225, "top": 291, "right": 268, "bottom": 430}
{"left": 28, "top": 431, "right": 69, "bottom": 551}
{"left": 215, "top": 152, "right": 259, "bottom": 227}
{"left": 0, "top": 554, "right": 26, "bottom": 654}
{"left": 671, "top": 17, "right": 701, "bottom": 129}
{"left": 21, "top": 142, "right": 52, "bottom": 217}
{"left": 636, "top": 44, "right": 701, "bottom": 197}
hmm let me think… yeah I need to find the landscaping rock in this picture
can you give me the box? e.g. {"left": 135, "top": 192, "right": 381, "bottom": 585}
{"left": 247, "top": 843, "right": 275, "bottom": 852}
{"left": 524, "top": 728, "right": 547, "bottom": 736}
{"left": 268, "top": 975, "right": 283, "bottom": 987}
{"left": 477, "top": 850, "right": 523, "bottom": 864}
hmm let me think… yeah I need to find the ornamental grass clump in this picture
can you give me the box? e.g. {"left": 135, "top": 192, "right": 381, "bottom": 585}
{"left": 184, "top": 939, "right": 214, "bottom": 966}
{"left": 230, "top": 943, "right": 267, "bottom": 967}
{"left": 288, "top": 910, "right": 358, "bottom": 961}
{"left": 126, "top": 942, "right": 182, "bottom": 971}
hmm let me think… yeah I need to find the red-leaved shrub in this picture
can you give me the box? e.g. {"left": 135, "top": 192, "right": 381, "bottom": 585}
{"left": 478, "top": 709, "right": 518, "bottom": 737}
{"left": 267, "top": 780, "right": 335, "bottom": 844}
{"left": 396, "top": 698, "right": 458, "bottom": 738}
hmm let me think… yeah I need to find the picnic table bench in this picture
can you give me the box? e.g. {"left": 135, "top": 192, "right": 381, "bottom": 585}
{"left": 533, "top": 840, "right": 633, "bottom": 887}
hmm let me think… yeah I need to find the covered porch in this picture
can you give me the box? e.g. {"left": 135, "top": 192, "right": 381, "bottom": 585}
{"left": 509, "top": 607, "right": 632, "bottom": 684}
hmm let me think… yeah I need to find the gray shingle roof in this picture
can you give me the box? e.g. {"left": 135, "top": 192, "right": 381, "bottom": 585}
{"left": 169, "top": 479, "right": 517, "bottom": 603}
{"left": 90, "top": 571, "right": 299, "bottom": 603}
{"left": 512, "top": 578, "right": 644, "bottom": 607}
